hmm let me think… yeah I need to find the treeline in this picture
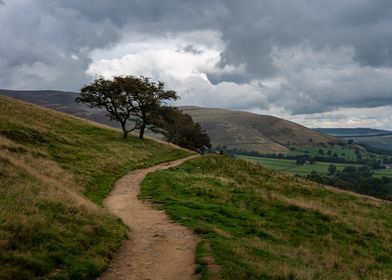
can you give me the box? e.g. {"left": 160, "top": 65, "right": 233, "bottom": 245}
{"left": 305, "top": 166, "right": 392, "bottom": 200}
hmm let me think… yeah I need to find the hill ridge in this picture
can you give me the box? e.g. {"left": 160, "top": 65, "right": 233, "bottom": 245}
{"left": 181, "top": 106, "right": 336, "bottom": 153}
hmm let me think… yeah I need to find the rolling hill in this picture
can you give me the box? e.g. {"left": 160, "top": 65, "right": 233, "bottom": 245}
{"left": 0, "top": 96, "right": 190, "bottom": 279}
{"left": 181, "top": 106, "right": 336, "bottom": 153}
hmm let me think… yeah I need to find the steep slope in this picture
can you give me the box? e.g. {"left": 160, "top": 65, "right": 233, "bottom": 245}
{"left": 182, "top": 106, "right": 336, "bottom": 153}
{"left": 141, "top": 155, "right": 392, "bottom": 279}
{"left": 0, "top": 96, "right": 190, "bottom": 279}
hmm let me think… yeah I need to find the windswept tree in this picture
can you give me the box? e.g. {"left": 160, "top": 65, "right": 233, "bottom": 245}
{"left": 76, "top": 75, "right": 178, "bottom": 139}
{"left": 156, "top": 107, "right": 211, "bottom": 153}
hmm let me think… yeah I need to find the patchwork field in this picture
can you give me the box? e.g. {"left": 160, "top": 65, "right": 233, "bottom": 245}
{"left": 239, "top": 156, "right": 392, "bottom": 178}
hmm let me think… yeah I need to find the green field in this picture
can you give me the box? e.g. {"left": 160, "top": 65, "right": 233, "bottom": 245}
{"left": 0, "top": 96, "right": 191, "bottom": 279}
{"left": 373, "top": 168, "right": 392, "bottom": 178}
{"left": 141, "top": 155, "right": 392, "bottom": 279}
{"left": 239, "top": 155, "right": 392, "bottom": 178}
{"left": 287, "top": 144, "right": 369, "bottom": 161}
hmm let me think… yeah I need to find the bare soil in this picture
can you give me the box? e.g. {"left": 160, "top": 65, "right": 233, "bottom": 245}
{"left": 98, "top": 156, "right": 199, "bottom": 280}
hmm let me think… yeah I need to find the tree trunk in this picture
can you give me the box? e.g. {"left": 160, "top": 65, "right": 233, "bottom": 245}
{"left": 139, "top": 124, "right": 146, "bottom": 139}
{"left": 121, "top": 122, "right": 128, "bottom": 139}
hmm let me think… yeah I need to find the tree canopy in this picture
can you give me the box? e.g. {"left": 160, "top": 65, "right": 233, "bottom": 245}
{"left": 76, "top": 75, "right": 178, "bottom": 139}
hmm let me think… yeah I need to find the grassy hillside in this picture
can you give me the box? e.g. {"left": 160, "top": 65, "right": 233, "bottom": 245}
{"left": 182, "top": 106, "right": 336, "bottom": 154}
{"left": 141, "top": 155, "right": 392, "bottom": 279}
{"left": 0, "top": 96, "right": 191, "bottom": 279}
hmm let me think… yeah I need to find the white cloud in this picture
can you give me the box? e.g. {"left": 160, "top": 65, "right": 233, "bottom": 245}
{"left": 87, "top": 30, "right": 241, "bottom": 80}
{"left": 87, "top": 31, "right": 260, "bottom": 109}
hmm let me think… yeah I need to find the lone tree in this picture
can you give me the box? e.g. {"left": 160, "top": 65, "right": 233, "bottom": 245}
{"left": 76, "top": 75, "right": 178, "bottom": 139}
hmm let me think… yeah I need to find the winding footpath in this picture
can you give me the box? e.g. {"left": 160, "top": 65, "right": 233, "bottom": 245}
{"left": 98, "top": 156, "right": 199, "bottom": 280}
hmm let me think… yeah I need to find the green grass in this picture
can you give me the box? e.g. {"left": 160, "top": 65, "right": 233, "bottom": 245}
{"left": 373, "top": 168, "right": 392, "bottom": 178}
{"left": 239, "top": 155, "right": 392, "bottom": 178}
{"left": 141, "top": 155, "right": 392, "bottom": 279}
{"left": 0, "top": 96, "right": 191, "bottom": 279}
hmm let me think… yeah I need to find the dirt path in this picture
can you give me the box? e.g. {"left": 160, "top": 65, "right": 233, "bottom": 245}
{"left": 98, "top": 156, "right": 199, "bottom": 280}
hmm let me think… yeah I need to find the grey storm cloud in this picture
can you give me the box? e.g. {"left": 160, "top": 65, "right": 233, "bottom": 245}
{"left": 1, "top": 0, "right": 392, "bottom": 114}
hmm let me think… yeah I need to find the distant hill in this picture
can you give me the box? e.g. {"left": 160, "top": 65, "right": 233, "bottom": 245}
{"left": 316, "top": 127, "right": 392, "bottom": 152}
{"left": 315, "top": 127, "right": 392, "bottom": 137}
{"left": 182, "top": 106, "right": 336, "bottom": 153}
{"left": 1, "top": 89, "right": 336, "bottom": 154}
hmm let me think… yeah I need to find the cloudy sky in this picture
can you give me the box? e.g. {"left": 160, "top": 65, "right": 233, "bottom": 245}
{"left": 1, "top": 0, "right": 392, "bottom": 129}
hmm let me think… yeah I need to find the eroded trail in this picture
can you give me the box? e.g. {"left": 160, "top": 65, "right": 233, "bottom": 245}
{"left": 98, "top": 156, "right": 199, "bottom": 280}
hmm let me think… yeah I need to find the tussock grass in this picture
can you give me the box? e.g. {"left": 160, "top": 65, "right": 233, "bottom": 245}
{"left": 0, "top": 96, "right": 190, "bottom": 279}
{"left": 141, "top": 155, "right": 392, "bottom": 279}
